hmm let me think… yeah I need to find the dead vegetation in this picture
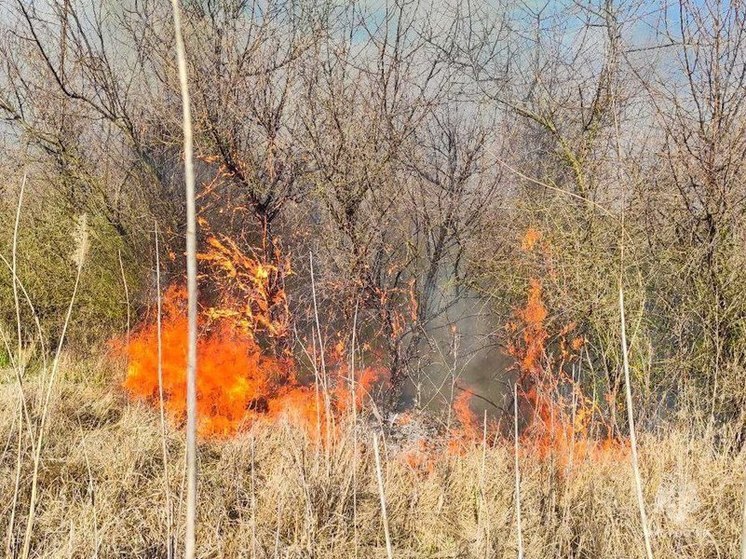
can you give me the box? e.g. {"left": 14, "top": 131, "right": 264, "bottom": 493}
{"left": 1, "top": 376, "right": 743, "bottom": 558}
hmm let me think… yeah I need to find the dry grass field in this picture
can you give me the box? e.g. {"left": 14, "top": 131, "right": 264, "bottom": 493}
{"left": 2, "top": 370, "right": 744, "bottom": 558}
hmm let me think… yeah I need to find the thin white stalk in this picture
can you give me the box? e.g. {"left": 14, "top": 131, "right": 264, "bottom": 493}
{"left": 481, "top": 410, "right": 488, "bottom": 481}
{"left": 5, "top": 403, "right": 23, "bottom": 557}
{"left": 310, "top": 333, "right": 323, "bottom": 445}
{"left": 274, "top": 496, "right": 282, "bottom": 558}
{"left": 741, "top": 400, "right": 746, "bottom": 559}
{"left": 309, "top": 251, "right": 331, "bottom": 453}
{"left": 513, "top": 383, "right": 524, "bottom": 559}
{"left": 251, "top": 436, "right": 257, "bottom": 559}
{"left": 741, "top": 464, "right": 746, "bottom": 559}
{"left": 12, "top": 173, "right": 25, "bottom": 369}
{"left": 176, "top": 446, "right": 188, "bottom": 555}
{"left": 619, "top": 285, "right": 654, "bottom": 559}
{"left": 118, "top": 248, "right": 131, "bottom": 350}
{"left": 168, "top": 0, "right": 198, "bottom": 556}
{"left": 10, "top": 174, "right": 33, "bottom": 441}
{"left": 568, "top": 363, "right": 578, "bottom": 475}
{"left": 350, "top": 300, "right": 359, "bottom": 558}
{"left": 155, "top": 223, "right": 173, "bottom": 559}
{"left": 78, "top": 423, "right": 99, "bottom": 558}
{"left": 479, "top": 409, "right": 489, "bottom": 555}
{"left": 0, "top": 253, "right": 47, "bottom": 370}
{"left": 373, "top": 432, "right": 393, "bottom": 559}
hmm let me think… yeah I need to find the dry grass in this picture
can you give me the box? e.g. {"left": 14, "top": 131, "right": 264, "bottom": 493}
{"left": 1, "top": 372, "right": 744, "bottom": 559}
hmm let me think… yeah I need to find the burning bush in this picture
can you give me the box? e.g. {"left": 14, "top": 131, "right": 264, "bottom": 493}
{"left": 119, "top": 223, "right": 624, "bottom": 472}
{"left": 505, "top": 228, "right": 624, "bottom": 467}
{"left": 121, "top": 235, "right": 388, "bottom": 438}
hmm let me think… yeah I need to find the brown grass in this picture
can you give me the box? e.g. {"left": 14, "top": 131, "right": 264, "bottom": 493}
{"left": 1, "top": 372, "right": 744, "bottom": 558}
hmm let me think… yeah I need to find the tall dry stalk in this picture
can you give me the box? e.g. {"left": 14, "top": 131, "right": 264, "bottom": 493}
{"left": 310, "top": 335, "right": 323, "bottom": 445}
{"left": 21, "top": 214, "right": 88, "bottom": 559}
{"left": 0, "top": 248, "right": 47, "bottom": 498}
{"left": 78, "top": 422, "right": 99, "bottom": 558}
{"left": 0, "top": 252, "right": 47, "bottom": 370}
{"left": 6, "top": 174, "right": 36, "bottom": 556}
{"left": 5, "top": 404, "right": 22, "bottom": 556}
{"left": 12, "top": 174, "right": 25, "bottom": 376}
{"left": 513, "top": 383, "right": 524, "bottom": 559}
{"left": 478, "top": 409, "right": 489, "bottom": 556}
{"left": 168, "top": 0, "right": 198, "bottom": 556}
{"left": 309, "top": 251, "right": 332, "bottom": 453}
{"left": 154, "top": 223, "right": 173, "bottom": 559}
{"left": 10, "top": 173, "right": 32, "bottom": 439}
{"left": 251, "top": 436, "right": 258, "bottom": 559}
{"left": 273, "top": 493, "right": 283, "bottom": 558}
{"left": 619, "top": 284, "right": 654, "bottom": 559}
{"left": 373, "top": 432, "right": 393, "bottom": 559}
{"left": 350, "top": 300, "right": 359, "bottom": 558}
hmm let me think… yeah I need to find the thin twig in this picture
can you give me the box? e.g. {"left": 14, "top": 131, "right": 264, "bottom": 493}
{"left": 12, "top": 173, "right": 26, "bottom": 370}
{"left": 118, "top": 248, "right": 131, "bottom": 350}
{"left": 479, "top": 409, "right": 489, "bottom": 556}
{"left": 741, "top": 461, "right": 746, "bottom": 559}
{"left": 0, "top": 252, "right": 47, "bottom": 371}
{"left": 310, "top": 332, "right": 323, "bottom": 446}
{"left": 21, "top": 215, "right": 88, "bottom": 559}
{"left": 251, "top": 436, "right": 257, "bottom": 559}
{"left": 351, "top": 299, "right": 360, "bottom": 559}
{"left": 309, "top": 252, "right": 332, "bottom": 451}
{"left": 78, "top": 421, "right": 99, "bottom": 558}
{"left": 274, "top": 495, "right": 282, "bottom": 558}
{"left": 5, "top": 403, "right": 23, "bottom": 557}
{"left": 154, "top": 223, "right": 173, "bottom": 559}
{"left": 10, "top": 173, "right": 33, "bottom": 441}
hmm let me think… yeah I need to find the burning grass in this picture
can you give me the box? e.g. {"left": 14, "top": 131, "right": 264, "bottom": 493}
{"left": 120, "top": 285, "right": 384, "bottom": 438}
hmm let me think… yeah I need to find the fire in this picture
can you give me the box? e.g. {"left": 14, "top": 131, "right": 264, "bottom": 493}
{"left": 390, "top": 228, "right": 624, "bottom": 469}
{"left": 447, "top": 389, "right": 482, "bottom": 453}
{"left": 505, "top": 228, "right": 623, "bottom": 467}
{"left": 196, "top": 225, "right": 291, "bottom": 345}
{"left": 121, "top": 235, "right": 385, "bottom": 437}
{"left": 123, "top": 285, "right": 298, "bottom": 436}
{"left": 119, "top": 220, "right": 620, "bottom": 470}
{"left": 521, "top": 227, "right": 542, "bottom": 251}
{"left": 509, "top": 278, "right": 548, "bottom": 376}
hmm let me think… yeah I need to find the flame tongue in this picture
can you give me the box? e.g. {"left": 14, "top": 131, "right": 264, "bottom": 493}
{"left": 439, "top": 228, "right": 623, "bottom": 466}
{"left": 506, "top": 228, "right": 622, "bottom": 466}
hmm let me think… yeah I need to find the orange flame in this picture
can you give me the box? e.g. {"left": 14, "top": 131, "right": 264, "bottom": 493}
{"left": 121, "top": 237, "right": 385, "bottom": 438}
{"left": 505, "top": 228, "right": 623, "bottom": 468}
{"left": 521, "top": 227, "right": 542, "bottom": 252}
{"left": 447, "top": 389, "right": 482, "bottom": 454}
